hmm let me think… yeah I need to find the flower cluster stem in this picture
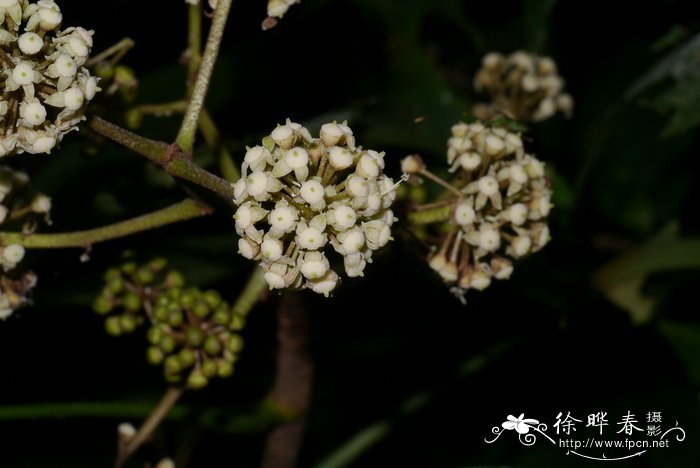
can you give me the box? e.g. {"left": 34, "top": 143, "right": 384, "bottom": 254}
{"left": 0, "top": 199, "right": 211, "bottom": 249}
{"left": 177, "top": 0, "right": 234, "bottom": 153}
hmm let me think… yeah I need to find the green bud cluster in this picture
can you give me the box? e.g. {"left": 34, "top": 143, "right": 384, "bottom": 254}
{"left": 93, "top": 257, "right": 245, "bottom": 389}
{"left": 146, "top": 286, "right": 245, "bottom": 389}
{"left": 92, "top": 257, "right": 176, "bottom": 336}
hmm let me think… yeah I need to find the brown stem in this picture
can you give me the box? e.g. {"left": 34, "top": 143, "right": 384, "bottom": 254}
{"left": 260, "top": 293, "right": 314, "bottom": 468}
{"left": 115, "top": 386, "right": 185, "bottom": 468}
{"left": 89, "top": 116, "right": 236, "bottom": 201}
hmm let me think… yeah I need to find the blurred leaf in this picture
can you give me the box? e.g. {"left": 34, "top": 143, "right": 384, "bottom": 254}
{"left": 651, "top": 25, "right": 689, "bottom": 53}
{"left": 593, "top": 224, "right": 700, "bottom": 324}
{"left": 522, "top": 0, "right": 558, "bottom": 52}
{"left": 626, "top": 32, "right": 700, "bottom": 99}
{"left": 658, "top": 320, "right": 700, "bottom": 385}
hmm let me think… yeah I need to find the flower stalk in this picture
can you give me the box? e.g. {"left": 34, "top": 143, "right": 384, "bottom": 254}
{"left": 0, "top": 199, "right": 211, "bottom": 249}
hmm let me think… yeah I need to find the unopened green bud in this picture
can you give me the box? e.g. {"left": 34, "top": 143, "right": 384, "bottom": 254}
{"left": 119, "top": 314, "right": 137, "bottom": 333}
{"left": 187, "top": 370, "right": 208, "bottom": 390}
{"left": 180, "top": 289, "right": 196, "bottom": 308}
{"left": 106, "top": 277, "right": 124, "bottom": 294}
{"left": 121, "top": 262, "right": 137, "bottom": 274}
{"left": 230, "top": 314, "right": 246, "bottom": 331}
{"left": 203, "top": 291, "right": 222, "bottom": 308}
{"left": 213, "top": 307, "right": 231, "bottom": 326}
{"left": 193, "top": 301, "right": 210, "bottom": 319}
{"left": 104, "top": 268, "right": 121, "bottom": 281}
{"left": 165, "top": 271, "right": 185, "bottom": 288}
{"left": 125, "top": 109, "right": 143, "bottom": 129}
{"left": 123, "top": 292, "right": 141, "bottom": 312}
{"left": 227, "top": 334, "right": 244, "bottom": 353}
{"left": 93, "top": 294, "right": 113, "bottom": 315}
{"left": 204, "top": 335, "right": 222, "bottom": 356}
{"left": 153, "top": 304, "right": 168, "bottom": 322}
{"left": 147, "top": 326, "right": 163, "bottom": 344}
{"left": 105, "top": 316, "right": 121, "bottom": 336}
{"left": 164, "top": 355, "right": 182, "bottom": 375}
{"left": 147, "top": 346, "right": 164, "bottom": 365}
{"left": 136, "top": 267, "right": 154, "bottom": 284}
{"left": 217, "top": 361, "right": 234, "bottom": 378}
{"left": 178, "top": 348, "right": 196, "bottom": 368}
{"left": 149, "top": 258, "right": 167, "bottom": 272}
{"left": 185, "top": 327, "right": 205, "bottom": 347}
{"left": 201, "top": 359, "right": 217, "bottom": 378}
{"left": 159, "top": 334, "right": 176, "bottom": 354}
{"left": 167, "top": 309, "right": 184, "bottom": 327}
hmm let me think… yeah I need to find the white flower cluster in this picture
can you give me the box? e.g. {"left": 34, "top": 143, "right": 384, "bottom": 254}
{"left": 267, "top": 0, "right": 299, "bottom": 18}
{"left": 233, "top": 120, "right": 398, "bottom": 296}
{"left": 0, "top": 0, "right": 100, "bottom": 157}
{"left": 473, "top": 51, "right": 572, "bottom": 122}
{"left": 413, "top": 122, "right": 551, "bottom": 295}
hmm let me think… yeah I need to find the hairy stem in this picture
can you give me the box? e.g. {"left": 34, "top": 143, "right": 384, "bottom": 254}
{"left": 187, "top": 3, "right": 203, "bottom": 92}
{"left": 86, "top": 37, "right": 135, "bottom": 67}
{"left": 177, "top": 0, "right": 234, "bottom": 153}
{"left": 261, "top": 293, "right": 314, "bottom": 468}
{"left": 199, "top": 108, "right": 240, "bottom": 182}
{"left": 115, "top": 387, "right": 185, "bottom": 468}
{"left": 89, "top": 116, "right": 236, "bottom": 201}
{"left": 407, "top": 205, "right": 452, "bottom": 225}
{"left": 0, "top": 199, "right": 210, "bottom": 249}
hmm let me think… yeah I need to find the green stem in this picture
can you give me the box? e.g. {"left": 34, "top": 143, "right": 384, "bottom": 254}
{"left": 132, "top": 100, "right": 188, "bottom": 117}
{"left": 187, "top": 3, "right": 203, "bottom": 94}
{"left": 231, "top": 267, "right": 266, "bottom": 318}
{"left": 0, "top": 199, "right": 211, "bottom": 249}
{"left": 115, "top": 387, "right": 185, "bottom": 468}
{"left": 86, "top": 38, "right": 135, "bottom": 67}
{"left": 89, "top": 116, "right": 236, "bottom": 201}
{"left": 199, "top": 108, "right": 240, "bottom": 182}
{"left": 177, "top": 0, "right": 234, "bottom": 153}
{"left": 407, "top": 205, "right": 452, "bottom": 225}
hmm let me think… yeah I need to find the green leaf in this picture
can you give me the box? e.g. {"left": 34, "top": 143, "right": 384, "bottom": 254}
{"left": 593, "top": 223, "right": 700, "bottom": 324}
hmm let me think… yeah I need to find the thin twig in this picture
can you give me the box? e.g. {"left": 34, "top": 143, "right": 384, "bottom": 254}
{"left": 115, "top": 387, "right": 185, "bottom": 468}
{"left": 0, "top": 199, "right": 211, "bottom": 249}
{"left": 177, "top": 0, "right": 234, "bottom": 153}
{"left": 89, "top": 116, "right": 237, "bottom": 201}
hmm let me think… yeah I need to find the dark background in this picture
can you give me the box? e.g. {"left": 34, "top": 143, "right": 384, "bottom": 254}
{"left": 0, "top": 0, "right": 699, "bottom": 467}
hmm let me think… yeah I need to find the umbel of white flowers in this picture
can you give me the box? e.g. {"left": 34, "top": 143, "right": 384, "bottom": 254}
{"left": 473, "top": 51, "right": 573, "bottom": 123}
{"left": 403, "top": 122, "right": 552, "bottom": 298}
{"left": 233, "top": 120, "right": 399, "bottom": 296}
{"left": 0, "top": 0, "right": 100, "bottom": 157}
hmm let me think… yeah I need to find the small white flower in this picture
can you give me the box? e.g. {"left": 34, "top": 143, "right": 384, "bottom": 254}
{"left": 307, "top": 270, "right": 339, "bottom": 296}
{"left": 477, "top": 176, "right": 499, "bottom": 196}
{"left": 268, "top": 204, "right": 298, "bottom": 234}
{"left": 18, "top": 32, "right": 43, "bottom": 54}
{"left": 284, "top": 146, "right": 309, "bottom": 169}
{"left": 320, "top": 122, "right": 344, "bottom": 146}
{"left": 478, "top": 227, "right": 500, "bottom": 252}
{"left": 300, "top": 251, "right": 329, "bottom": 279}
{"left": 299, "top": 179, "right": 324, "bottom": 205}
{"left": 270, "top": 124, "right": 295, "bottom": 149}
{"left": 261, "top": 237, "right": 284, "bottom": 261}
{"left": 296, "top": 226, "right": 325, "bottom": 250}
{"left": 328, "top": 146, "right": 353, "bottom": 170}
{"left": 346, "top": 174, "right": 369, "bottom": 198}
{"left": 12, "top": 62, "right": 36, "bottom": 86}
{"left": 454, "top": 202, "right": 475, "bottom": 226}
{"left": 3, "top": 243, "right": 25, "bottom": 265}
{"left": 507, "top": 203, "right": 528, "bottom": 226}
